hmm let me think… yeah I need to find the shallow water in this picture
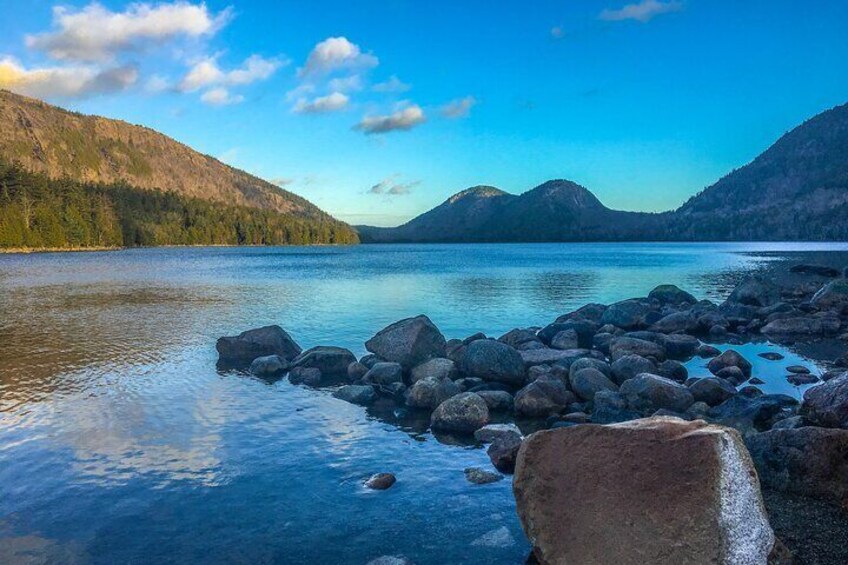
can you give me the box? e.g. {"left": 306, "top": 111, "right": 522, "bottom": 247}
{"left": 1, "top": 242, "right": 846, "bottom": 564}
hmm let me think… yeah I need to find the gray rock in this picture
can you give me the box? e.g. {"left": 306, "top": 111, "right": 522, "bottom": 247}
{"left": 620, "top": 373, "right": 695, "bottom": 414}
{"left": 405, "top": 375, "right": 460, "bottom": 409}
{"left": 789, "top": 264, "right": 841, "bottom": 277}
{"left": 811, "top": 279, "right": 848, "bottom": 314}
{"left": 365, "top": 473, "right": 396, "bottom": 490}
{"left": 487, "top": 433, "right": 522, "bottom": 473}
{"left": 787, "top": 374, "right": 819, "bottom": 386}
{"left": 461, "top": 339, "right": 526, "bottom": 385}
{"left": 216, "top": 325, "right": 302, "bottom": 367}
{"left": 610, "top": 336, "right": 665, "bottom": 362}
{"left": 291, "top": 346, "right": 356, "bottom": 377}
{"left": 455, "top": 377, "right": 485, "bottom": 391}
{"left": 610, "top": 355, "right": 657, "bottom": 386}
{"left": 362, "top": 362, "right": 404, "bottom": 386}
{"left": 498, "top": 328, "right": 545, "bottom": 350}
{"left": 475, "top": 390, "right": 514, "bottom": 412}
{"left": 359, "top": 354, "right": 383, "bottom": 369}
{"left": 662, "top": 333, "right": 700, "bottom": 360}
{"left": 555, "top": 303, "right": 608, "bottom": 323}
{"left": 801, "top": 372, "right": 848, "bottom": 428}
{"left": 249, "top": 354, "right": 288, "bottom": 378}
{"left": 600, "top": 299, "right": 654, "bottom": 330}
{"left": 655, "top": 359, "right": 688, "bottom": 383}
{"left": 409, "top": 357, "right": 456, "bottom": 384}
{"left": 758, "top": 351, "right": 784, "bottom": 361}
{"left": 515, "top": 376, "right": 576, "bottom": 417}
{"left": 569, "top": 368, "right": 618, "bottom": 401}
{"left": 650, "top": 312, "right": 698, "bottom": 334}
{"left": 568, "top": 357, "right": 612, "bottom": 379}
{"left": 725, "top": 277, "right": 781, "bottom": 307}
{"left": 707, "top": 349, "right": 752, "bottom": 378}
{"left": 648, "top": 284, "right": 697, "bottom": 305}
{"left": 538, "top": 320, "right": 599, "bottom": 348}
{"left": 519, "top": 348, "right": 590, "bottom": 367}
{"left": 347, "top": 361, "right": 369, "bottom": 382}
{"left": 715, "top": 366, "right": 746, "bottom": 385}
{"left": 688, "top": 377, "right": 737, "bottom": 406}
{"left": 430, "top": 392, "right": 489, "bottom": 433}
{"left": 696, "top": 344, "right": 721, "bottom": 358}
{"left": 474, "top": 423, "right": 522, "bottom": 443}
{"left": 709, "top": 393, "right": 799, "bottom": 437}
{"left": 591, "top": 390, "right": 642, "bottom": 424}
{"left": 333, "top": 384, "right": 378, "bottom": 406}
{"left": 365, "top": 315, "right": 447, "bottom": 370}
{"left": 550, "top": 329, "right": 580, "bottom": 350}
{"left": 288, "top": 366, "right": 322, "bottom": 387}
{"left": 464, "top": 467, "right": 504, "bottom": 485}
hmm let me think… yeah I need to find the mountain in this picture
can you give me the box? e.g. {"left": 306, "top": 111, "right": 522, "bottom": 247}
{"left": 0, "top": 90, "right": 358, "bottom": 249}
{"left": 359, "top": 102, "right": 848, "bottom": 243}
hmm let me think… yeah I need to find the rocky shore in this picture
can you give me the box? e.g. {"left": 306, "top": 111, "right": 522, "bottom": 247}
{"left": 216, "top": 265, "right": 848, "bottom": 564}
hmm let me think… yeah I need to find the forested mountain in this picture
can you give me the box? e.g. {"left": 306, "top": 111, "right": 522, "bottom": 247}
{"left": 0, "top": 90, "right": 358, "bottom": 249}
{"left": 359, "top": 102, "right": 848, "bottom": 243}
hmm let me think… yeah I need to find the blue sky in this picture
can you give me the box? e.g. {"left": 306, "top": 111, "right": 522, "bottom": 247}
{"left": 1, "top": 1, "right": 847, "bottom": 226}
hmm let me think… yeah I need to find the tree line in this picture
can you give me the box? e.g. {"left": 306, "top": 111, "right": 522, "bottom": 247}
{"left": 0, "top": 159, "right": 359, "bottom": 249}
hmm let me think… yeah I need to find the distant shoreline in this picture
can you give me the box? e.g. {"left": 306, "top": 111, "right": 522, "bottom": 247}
{"left": 0, "top": 243, "right": 357, "bottom": 255}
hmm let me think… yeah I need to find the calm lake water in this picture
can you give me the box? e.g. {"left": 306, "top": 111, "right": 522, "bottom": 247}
{"left": 1, "top": 242, "right": 847, "bottom": 564}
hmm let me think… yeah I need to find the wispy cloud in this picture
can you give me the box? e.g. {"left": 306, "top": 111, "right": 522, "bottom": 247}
{"left": 372, "top": 75, "right": 411, "bottom": 93}
{"left": 26, "top": 2, "right": 231, "bottom": 62}
{"left": 440, "top": 96, "right": 476, "bottom": 119}
{"left": 368, "top": 175, "right": 421, "bottom": 196}
{"left": 354, "top": 104, "right": 426, "bottom": 134}
{"left": 299, "top": 37, "right": 378, "bottom": 77}
{"left": 293, "top": 92, "right": 349, "bottom": 114}
{"left": 200, "top": 87, "right": 243, "bottom": 106}
{"left": 600, "top": 0, "right": 683, "bottom": 23}
{"left": 180, "top": 54, "right": 282, "bottom": 92}
{"left": 0, "top": 56, "right": 137, "bottom": 98}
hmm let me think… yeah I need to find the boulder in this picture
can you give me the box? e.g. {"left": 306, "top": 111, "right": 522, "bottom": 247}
{"left": 538, "top": 320, "right": 598, "bottom": 348}
{"left": 746, "top": 427, "right": 848, "bottom": 507}
{"left": 291, "top": 346, "right": 356, "bottom": 378}
{"left": 555, "top": 303, "right": 607, "bottom": 323}
{"left": 550, "top": 329, "right": 579, "bottom": 350}
{"left": 715, "top": 366, "right": 746, "bottom": 386}
{"left": 333, "top": 384, "right": 378, "bottom": 406}
{"left": 569, "top": 368, "right": 618, "bottom": 401}
{"left": 568, "top": 357, "right": 612, "bottom": 379}
{"left": 689, "top": 377, "right": 737, "bottom": 406}
{"left": 710, "top": 393, "right": 799, "bottom": 437}
{"left": 347, "top": 361, "right": 369, "bottom": 382}
{"left": 430, "top": 392, "right": 489, "bottom": 433}
{"left": 409, "top": 357, "right": 456, "bottom": 384}
{"left": 610, "top": 337, "right": 666, "bottom": 362}
{"left": 216, "top": 325, "right": 301, "bottom": 367}
{"left": 610, "top": 355, "right": 656, "bottom": 386}
{"left": 811, "top": 279, "right": 848, "bottom": 314}
{"left": 789, "top": 264, "right": 841, "bottom": 277}
{"left": 365, "top": 315, "right": 446, "bottom": 370}
{"left": 487, "top": 432, "right": 523, "bottom": 473}
{"left": 464, "top": 467, "right": 504, "bottom": 485}
{"left": 474, "top": 423, "right": 522, "bottom": 444}
{"left": 519, "top": 348, "right": 590, "bottom": 367}
{"left": 475, "top": 390, "right": 514, "bottom": 412}
{"left": 249, "top": 354, "right": 288, "bottom": 378}
{"left": 404, "top": 375, "right": 460, "bottom": 409}
{"left": 801, "top": 372, "right": 848, "bottom": 428}
{"left": 364, "top": 473, "right": 396, "bottom": 490}
{"left": 656, "top": 359, "right": 688, "bottom": 383}
{"left": 620, "top": 373, "right": 695, "bottom": 414}
{"left": 648, "top": 284, "right": 697, "bottom": 305}
{"left": 362, "top": 362, "right": 404, "bottom": 386}
{"left": 663, "top": 333, "right": 700, "bottom": 360}
{"left": 591, "top": 390, "right": 642, "bottom": 424}
{"left": 650, "top": 312, "right": 698, "bottom": 334}
{"left": 600, "top": 299, "right": 654, "bottom": 330}
{"left": 499, "top": 328, "right": 545, "bottom": 351}
{"left": 461, "top": 340, "right": 526, "bottom": 386}
{"left": 514, "top": 377, "right": 576, "bottom": 417}
{"left": 725, "top": 277, "right": 781, "bottom": 307}
{"left": 288, "top": 366, "right": 322, "bottom": 387}
{"left": 697, "top": 344, "right": 721, "bottom": 358}
{"left": 513, "top": 418, "right": 774, "bottom": 565}
{"left": 707, "top": 350, "right": 752, "bottom": 378}
{"left": 758, "top": 351, "right": 784, "bottom": 361}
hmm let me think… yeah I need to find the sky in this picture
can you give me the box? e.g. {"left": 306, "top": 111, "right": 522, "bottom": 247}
{"left": 1, "top": 1, "right": 847, "bottom": 226}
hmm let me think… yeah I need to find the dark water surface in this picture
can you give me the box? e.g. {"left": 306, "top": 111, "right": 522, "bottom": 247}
{"left": 1, "top": 242, "right": 847, "bottom": 564}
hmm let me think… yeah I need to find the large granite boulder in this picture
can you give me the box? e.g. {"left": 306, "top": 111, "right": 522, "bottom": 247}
{"left": 430, "top": 392, "right": 489, "bottom": 433}
{"left": 707, "top": 350, "right": 752, "bottom": 379}
{"left": 811, "top": 279, "right": 848, "bottom": 314}
{"left": 514, "top": 376, "right": 576, "bottom": 417}
{"left": 513, "top": 418, "right": 774, "bottom": 565}
{"left": 619, "top": 373, "right": 694, "bottom": 414}
{"left": 291, "top": 346, "right": 356, "bottom": 378}
{"left": 600, "top": 299, "right": 654, "bottom": 330}
{"left": 216, "top": 325, "right": 302, "bottom": 367}
{"left": 801, "top": 372, "right": 848, "bottom": 428}
{"left": 405, "top": 375, "right": 461, "bottom": 409}
{"left": 648, "top": 284, "right": 697, "bottom": 306}
{"left": 725, "top": 277, "right": 781, "bottom": 307}
{"left": 746, "top": 427, "right": 848, "bottom": 508}
{"left": 365, "top": 315, "right": 446, "bottom": 370}
{"left": 461, "top": 339, "right": 526, "bottom": 386}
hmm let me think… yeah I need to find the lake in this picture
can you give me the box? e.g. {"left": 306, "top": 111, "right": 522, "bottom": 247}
{"left": 1, "top": 242, "right": 847, "bottom": 564}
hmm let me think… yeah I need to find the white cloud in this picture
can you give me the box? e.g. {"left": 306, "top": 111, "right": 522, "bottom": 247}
{"left": 293, "top": 92, "right": 349, "bottom": 114}
{"left": 200, "top": 87, "right": 243, "bottom": 106}
{"left": 299, "top": 37, "right": 378, "bottom": 77}
{"left": 440, "top": 96, "right": 476, "bottom": 119}
{"left": 355, "top": 104, "right": 426, "bottom": 134}
{"left": 368, "top": 175, "right": 421, "bottom": 196}
{"left": 145, "top": 74, "right": 170, "bottom": 93}
{"left": 600, "top": 0, "right": 683, "bottom": 23}
{"left": 180, "top": 54, "right": 281, "bottom": 92}
{"left": 0, "top": 56, "right": 137, "bottom": 98}
{"left": 372, "top": 75, "right": 411, "bottom": 93}
{"left": 328, "top": 75, "right": 363, "bottom": 93}
{"left": 26, "top": 2, "right": 231, "bottom": 62}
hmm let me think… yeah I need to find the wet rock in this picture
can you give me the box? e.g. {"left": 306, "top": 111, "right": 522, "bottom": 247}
{"left": 464, "top": 467, "right": 504, "bottom": 485}
{"left": 697, "top": 311, "right": 729, "bottom": 332}
{"left": 333, "top": 384, "right": 378, "bottom": 406}
{"left": 663, "top": 333, "right": 700, "bottom": 360}
{"left": 610, "top": 336, "right": 665, "bottom": 362}
{"left": 569, "top": 368, "right": 618, "bottom": 401}
{"left": 620, "top": 373, "right": 695, "bottom": 414}
{"left": 409, "top": 357, "right": 457, "bottom": 384}
{"left": 513, "top": 418, "right": 774, "bottom": 565}
{"left": 648, "top": 284, "right": 697, "bottom": 306}
{"left": 359, "top": 354, "right": 383, "bottom": 369}
{"left": 362, "top": 362, "right": 404, "bottom": 386}
{"left": 600, "top": 299, "right": 654, "bottom": 330}
{"left": 650, "top": 312, "right": 698, "bottom": 334}
{"left": 550, "top": 329, "right": 579, "bottom": 350}
{"left": 288, "top": 366, "right": 322, "bottom": 386}
{"left": 347, "top": 361, "right": 369, "bottom": 382}
{"left": 770, "top": 415, "right": 805, "bottom": 430}
{"left": 249, "top": 354, "right": 288, "bottom": 378}
{"left": 291, "top": 346, "right": 356, "bottom": 378}
{"left": 519, "top": 348, "right": 591, "bottom": 367}
{"left": 591, "top": 390, "right": 642, "bottom": 424}
{"left": 461, "top": 340, "right": 526, "bottom": 386}
{"left": 216, "top": 325, "right": 302, "bottom": 367}
{"left": 696, "top": 344, "right": 721, "bottom": 358}
{"left": 499, "top": 328, "right": 545, "bottom": 351}
{"left": 790, "top": 264, "right": 841, "bottom": 277}
{"left": 515, "top": 376, "right": 576, "bottom": 417}
{"left": 759, "top": 351, "right": 785, "bottom": 361}
{"left": 686, "top": 401, "right": 711, "bottom": 420}
{"left": 811, "top": 279, "right": 848, "bottom": 314}
{"left": 568, "top": 357, "right": 612, "bottom": 379}
{"left": 487, "top": 432, "right": 523, "bottom": 473}
{"left": 746, "top": 427, "right": 848, "bottom": 508}
{"left": 555, "top": 303, "right": 608, "bottom": 324}
{"left": 688, "top": 377, "right": 737, "bottom": 406}
{"left": 610, "top": 354, "right": 656, "bottom": 386}
{"left": 726, "top": 277, "right": 781, "bottom": 307}
{"left": 786, "top": 374, "right": 819, "bottom": 386}
{"left": 591, "top": 332, "right": 614, "bottom": 354}
{"left": 365, "top": 473, "right": 396, "bottom": 490}
{"left": 656, "top": 359, "right": 688, "bottom": 382}
{"left": 715, "top": 366, "right": 746, "bottom": 386}
{"left": 430, "top": 392, "right": 489, "bottom": 433}
{"left": 405, "top": 376, "right": 460, "bottom": 409}
{"left": 365, "top": 315, "right": 447, "bottom": 370}
{"left": 801, "top": 372, "right": 848, "bottom": 428}
{"left": 762, "top": 316, "right": 841, "bottom": 338}
{"left": 707, "top": 349, "right": 752, "bottom": 378}
{"left": 749, "top": 377, "right": 765, "bottom": 385}
{"left": 476, "top": 390, "right": 514, "bottom": 412}
{"left": 709, "top": 393, "right": 799, "bottom": 437}
{"left": 455, "top": 377, "right": 485, "bottom": 391}
{"left": 474, "top": 423, "right": 522, "bottom": 444}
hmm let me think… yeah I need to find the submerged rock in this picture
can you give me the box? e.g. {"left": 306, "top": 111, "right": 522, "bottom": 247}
{"left": 333, "top": 384, "right": 378, "bottom": 406}
{"left": 365, "top": 473, "right": 397, "bottom": 490}
{"left": 461, "top": 339, "right": 526, "bottom": 385}
{"left": 513, "top": 417, "right": 774, "bottom": 565}
{"left": 464, "top": 467, "right": 504, "bottom": 485}
{"left": 216, "top": 325, "right": 302, "bottom": 367}
{"left": 365, "top": 315, "right": 446, "bottom": 370}
{"left": 648, "top": 284, "right": 697, "bottom": 306}
{"left": 430, "top": 392, "right": 489, "bottom": 433}
{"left": 790, "top": 264, "right": 841, "bottom": 277}
{"left": 366, "top": 556, "right": 414, "bottom": 565}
